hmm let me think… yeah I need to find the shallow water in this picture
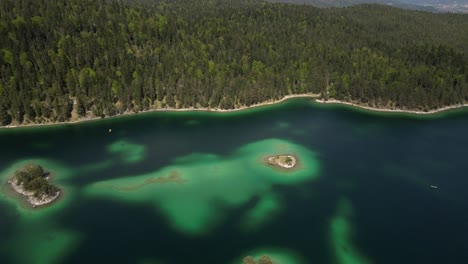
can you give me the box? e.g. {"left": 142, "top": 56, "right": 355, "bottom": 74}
{"left": 0, "top": 98, "right": 467, "bottom": 264}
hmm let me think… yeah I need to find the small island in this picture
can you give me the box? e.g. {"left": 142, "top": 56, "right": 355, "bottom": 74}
{"left": 243, "top": 255, "right": 274, "bottom": 264}
{"left": 266, "top": 154, "right": 297, "bottom": 169}
{"left": 7, "top": 163, "right": 61, "bottom": 207}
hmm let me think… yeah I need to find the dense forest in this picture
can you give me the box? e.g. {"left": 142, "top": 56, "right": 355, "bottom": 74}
{"left": 1, "top": 0, "right": 467, "bottom": 126}
{"left": 267, "top": 0, "right": 438, "bottom": 12}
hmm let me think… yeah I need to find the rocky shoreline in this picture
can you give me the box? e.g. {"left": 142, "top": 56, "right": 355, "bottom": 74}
{"left": 8, "top": 178, "right": 60, "bottom": 207}
{"left": 266, "top": 154, "right": 297, "bottom": 169}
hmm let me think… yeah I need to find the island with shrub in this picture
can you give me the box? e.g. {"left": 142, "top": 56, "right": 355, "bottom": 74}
{"left": 266, "top": 154, "right": 297, "bottom": 170}
{"left": 7, "top": 163, "right": 61, "bottom": 207}
{"left": 243, "top": 255, "right": 274, "bottom": 264}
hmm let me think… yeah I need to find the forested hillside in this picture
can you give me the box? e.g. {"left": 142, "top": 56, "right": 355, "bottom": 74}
{"left": 1, "top": 0, "right": 467, "bottom": 126}
{"left": 267, "top": 0, "right": 438, "bottom": 12}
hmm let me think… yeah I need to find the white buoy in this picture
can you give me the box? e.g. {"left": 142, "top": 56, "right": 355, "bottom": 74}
{"left": 109, "top": 129, "right": 112, "bottom": 133}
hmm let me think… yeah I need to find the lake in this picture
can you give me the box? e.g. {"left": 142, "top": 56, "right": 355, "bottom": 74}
{"left": 0, "top": 98, "right": 467, "bottom": 264}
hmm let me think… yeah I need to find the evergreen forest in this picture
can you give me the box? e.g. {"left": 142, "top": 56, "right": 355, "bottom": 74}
{"left": 1, "top": 0, "right": 467, "bottom": 126}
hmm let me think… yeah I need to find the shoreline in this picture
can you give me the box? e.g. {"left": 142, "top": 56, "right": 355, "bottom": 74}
{"left": 8, "top": 179, "right": 61, "bottom": 207}
{"left": 2, "top": 94, "right": 468, "bottom": 129}
{"left": 1, "top": 94, "right": 319, "bottom": 130}
{"left": 265, "top": 154, "right": 298, "bottom": 170}
{"left": 315, "top": 99, "right": 468, "bottom": 115}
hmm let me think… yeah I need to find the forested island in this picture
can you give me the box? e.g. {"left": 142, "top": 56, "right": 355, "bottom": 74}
{"left": 8, "top": 163, "right": 60, "bottom": 206}
{"left": 1, "top": 0, "right": 468, "bottom": 127}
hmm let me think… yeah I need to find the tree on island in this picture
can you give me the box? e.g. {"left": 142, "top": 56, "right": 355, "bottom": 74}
{"left": 258, "top": 256, "right": 273, "bottom": 264}
{"left": 13, "top": 163, "right": 59, "bottom": 198}
{"left": 243, "top": 256, "right": 256, "bottom": 264}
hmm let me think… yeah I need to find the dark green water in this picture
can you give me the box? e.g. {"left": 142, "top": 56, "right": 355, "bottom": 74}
{"left": 1, "top": 98, "right": 467, "bottom": 264}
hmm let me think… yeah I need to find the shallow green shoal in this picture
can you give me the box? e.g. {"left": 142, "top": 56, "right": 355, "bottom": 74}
{"left": 107, "top": 140, "right": 146, "bottom": 164}
{"left": 241, "top": 192, "right": 282, "bottom": 230}
{"left": 0, "top": 158, "right": 75, "bottom": 216}
{"left": 0, "top": 158, "right": 81, "bottom": 264}
{"left": 330, "top": 198, "right": 372, "bottom": 264}
{"left": 85, "top": 138, "right": 320, "bottom": 235}
{"left": 5, "top": 226, "right": 80, "bottom": 264}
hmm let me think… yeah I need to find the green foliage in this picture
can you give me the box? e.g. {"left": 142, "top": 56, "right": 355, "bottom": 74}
{"left": 24, "top": 163, "right": 46, "bottom": 178}
{"left": 1, "top": 49, "right": 13, "bottom": 65}
{"left": 267, "top": 0, "right": 439, "bottom": 12}
{"left": 13, "top": 163, "right": 58, "bottom": 197}
{"left": 243, "top": 256, "right": 256, "bottom": 264}
{"left": 11, "top": 15, "right": 26, "bottom": 28}
{"left": 0, "top": 106, "right": 11, "bottom": 126}
{"left": 0, "top": 0, "right": 467, "bottom": 126}
{"left": 258, "top": 255, "right": 273, "bottom": 264}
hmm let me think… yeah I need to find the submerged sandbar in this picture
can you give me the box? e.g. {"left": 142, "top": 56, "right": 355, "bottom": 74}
{"left": 85, "top": 139, "right": 320, "bottom": 235}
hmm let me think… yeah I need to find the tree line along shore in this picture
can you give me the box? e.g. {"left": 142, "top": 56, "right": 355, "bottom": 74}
{"left": 2, "top": 94, "right": 468, "bottom": 129}
{"left": 1, "top": 0, "right": 467, "bottom": 127}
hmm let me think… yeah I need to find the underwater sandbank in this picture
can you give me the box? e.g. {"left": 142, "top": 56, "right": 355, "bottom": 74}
{"left": 85, "top": 138, "right": 321, "bottom": 235}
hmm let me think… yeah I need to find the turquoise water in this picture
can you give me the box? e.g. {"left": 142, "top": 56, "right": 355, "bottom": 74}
{"left": 0, "top": 98, "right": 467, "bottom": 263}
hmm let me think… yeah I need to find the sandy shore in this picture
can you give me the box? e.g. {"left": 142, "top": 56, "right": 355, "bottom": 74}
{"left": 315, "top": 99, "right": 468, "bottom": 115}
{"left": 2, "top": 94, "right": 468, "bottom": 129}
{"left": 1, "top": 94, "right": 319, "bottom": 129}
